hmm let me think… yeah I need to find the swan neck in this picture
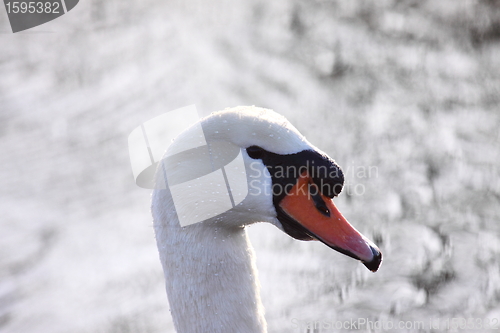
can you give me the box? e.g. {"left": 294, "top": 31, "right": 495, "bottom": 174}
{"left": 153, "top": 189, "right": 267, "bottom": 333}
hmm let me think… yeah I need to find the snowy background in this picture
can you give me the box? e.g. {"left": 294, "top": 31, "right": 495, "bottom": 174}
{"left": 1, "top": 0, "right": 500, "bottom": 332}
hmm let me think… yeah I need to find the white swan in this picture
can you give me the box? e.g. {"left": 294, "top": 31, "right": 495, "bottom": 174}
{"left": 152, "top": 106, "right": 382, "bottom": 333}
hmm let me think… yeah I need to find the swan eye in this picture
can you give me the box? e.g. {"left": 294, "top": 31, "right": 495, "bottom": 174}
{"left": 310, "top": 184, "right": 330, "bottom": 217}
{"left": 246, "top": 146, "right": 265, "bottom": 159}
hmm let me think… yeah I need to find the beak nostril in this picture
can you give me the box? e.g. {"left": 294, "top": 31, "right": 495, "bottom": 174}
{"left": 309, "top": 184, "right": 331, "bottom": 217}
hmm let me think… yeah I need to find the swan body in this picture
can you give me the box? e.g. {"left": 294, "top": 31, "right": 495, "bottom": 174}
{"left": 152, "top": 106, "right": 381, "bottom": 333}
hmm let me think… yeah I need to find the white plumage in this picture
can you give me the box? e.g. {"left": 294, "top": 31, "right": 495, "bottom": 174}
{"left": 152, "top": 106, "right": 381, "bottom": 333}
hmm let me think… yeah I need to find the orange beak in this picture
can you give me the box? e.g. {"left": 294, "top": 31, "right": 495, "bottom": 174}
{"left": 279, "top": 173, "right": 382, "bottom": 272}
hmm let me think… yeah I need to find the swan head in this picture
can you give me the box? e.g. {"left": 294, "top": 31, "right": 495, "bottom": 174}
{"left": 160, "top": 106, "right": 382, "bottom": 272}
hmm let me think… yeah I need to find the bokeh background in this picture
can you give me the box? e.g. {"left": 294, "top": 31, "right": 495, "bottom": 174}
{"left": 1, "top": 0, "right": 500, "bottom": 332}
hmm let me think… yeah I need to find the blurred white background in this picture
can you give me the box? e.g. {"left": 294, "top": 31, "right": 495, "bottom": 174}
{"left": 1, "top": 0, "right": 500, "bottom": 332}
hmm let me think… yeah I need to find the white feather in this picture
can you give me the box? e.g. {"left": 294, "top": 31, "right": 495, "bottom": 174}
{"left": 152, "top": 106, "right": 315, "bottom": 333}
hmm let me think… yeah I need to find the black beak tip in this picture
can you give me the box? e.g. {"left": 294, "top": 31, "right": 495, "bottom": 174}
{"left": 362, "top": 246, "right": 382, "bottom": 272}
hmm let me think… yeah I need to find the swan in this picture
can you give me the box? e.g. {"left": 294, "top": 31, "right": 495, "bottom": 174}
{"left": 152, "top": 106, "right": 382, "bottom": 333}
